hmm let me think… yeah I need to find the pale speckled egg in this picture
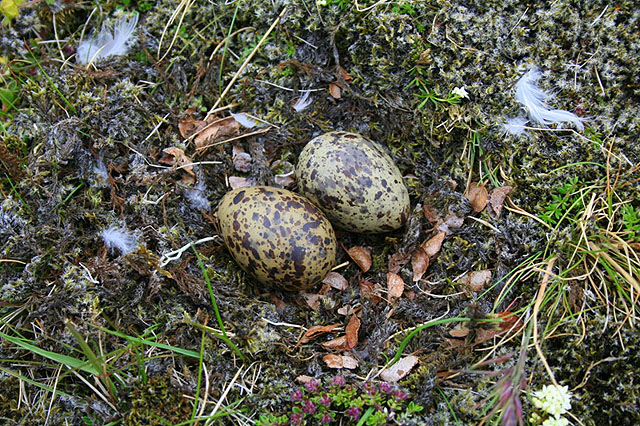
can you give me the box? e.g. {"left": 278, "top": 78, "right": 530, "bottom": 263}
{"left": 217, "top": 186, "right": 337, "bottom": 290}
{"left": 296, "top": 131, "right": 410, "bottom": 233}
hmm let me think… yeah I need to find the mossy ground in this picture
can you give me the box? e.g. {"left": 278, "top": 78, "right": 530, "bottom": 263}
{"left": 1, "top": 0, "right": 638, "bottom": 425}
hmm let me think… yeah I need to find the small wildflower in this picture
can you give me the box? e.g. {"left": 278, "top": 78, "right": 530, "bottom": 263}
{"left": 331, "top": 376, "right": 346, "bottom": 387}
{"left": 379, "top": 382, "right": 392, "bottom": 394}
{"left": 365, "top": 383, "right": 377, "bottom": 395}
{"left": 452, "top": 86, "right": 469, "bottom": 99}
{"left": 346, "top": 406, "right": 361, "bottom": 420}
{"left": 541, "top": 417, "right": 569, "bottom": 426}
{"left": 305, "top": 379, "right": 319, "bottom": 393}
{"left": 531, "top": 384, "right": 572, "bottom": 418}
{"left": 393, "top": 390, "right": 407, "bottom": 401}
{"left": 302, "top": 400, "right": 316, "bottom": 414}
{"left": 290, "top": 412, "right": 304, "bottom": 425}
{"left": 291, "top": 388, "right": 304, "bottom": 402}
{"left": 319, "top": 394, "right": 331, "bottom": 407}
{"left": 320, "top": 412, "right": 333, "bottom": 424}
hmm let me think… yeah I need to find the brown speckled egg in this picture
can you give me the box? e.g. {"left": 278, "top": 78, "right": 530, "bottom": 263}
{"left": 217, "top": 186, "right": 337, "bottom": 290}
{"left": 297, "top": 131, "right": 410, "bottom": 233}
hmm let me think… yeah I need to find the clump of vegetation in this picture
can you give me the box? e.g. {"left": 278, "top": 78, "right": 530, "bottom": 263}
{"left": 256, "top": 376, "right": 423, "bottom": 426}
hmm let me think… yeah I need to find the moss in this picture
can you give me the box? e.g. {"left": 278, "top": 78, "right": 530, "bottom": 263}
{"left": 122, "top": 375, "right": 192, "bottom": 426}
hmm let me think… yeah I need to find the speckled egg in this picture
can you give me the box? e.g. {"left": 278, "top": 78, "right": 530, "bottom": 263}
{"left": 217, "top": 186, "right": 337, "bottom": 290}
{"left": 296, "top": 131, "right": 410, "bottom": 233}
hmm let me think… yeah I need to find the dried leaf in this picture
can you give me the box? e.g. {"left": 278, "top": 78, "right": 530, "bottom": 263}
{"left": 388, "top": 251, "right": 411, "bottom": 274}
{"left": 323, "top": 354, "right": 358, "bottom": 369}
{"left": 322, "top": 272, "right": 349, "bottom": 291}
{"left": 464, "top": 182, "right": 488, "bottom": 213}
{"left": 295, "top": 375, "right": 314, "bottom": 384}
{"left": 337, "top": 66, "right": 353, "bottom": 83}
{"left": 302, "top": 292, "right": 321, "bottom": 310}
{"left": 329, "top": 82, "right": 342, "bottom": 99}
{"left": 300, "top": 323, "right": 343, "bottom": 344}
{"left": 345, "top": 315, "right": 360, "bottom": 349}
{"left": 347, "top": 246, "right": 372, "bottom": 272}
{"left": 380, "top": 356, "right": 419, "bottom": 382}
{"left": 232, "top": 145, "right": 252, "bottom": 172}
{"left": 386, "top": 272, "right": 404, "bottom": 300}
{"left": 228, "top": 176, "right": 252, "bottom": 189}
{"left": 421, "top": 231, "right": 445, "bottom": 258}
{"left": 159, "top": 147, "right": 195, "bottom": 183}
{"left": 437, "top": 213, "right": 464, "bottom": 235}
{"left": 488, "top": 186, "right": 513, "bottom": 218}
{"left": 449, "top": 325, "right": 470, "bottom": 337}
{"left": 423, "top": 204, "right": 442, "bottom": 226}
{"left": 460, "top": 270, "right": 492, "bottom": 292}
{"left": 186, "top": 116, "right": 241, "bottom": 153}
{"left": 322, "top": 335, "right": 349, "bottom": 350}
{"left": 410, "top": 247, "right": 429, "bottom": 282}
{"left": 323, "top": 354, "right": 344, "bottom": 368}
{"left": 358, "top": 278, "right": 381, "bottom": 304}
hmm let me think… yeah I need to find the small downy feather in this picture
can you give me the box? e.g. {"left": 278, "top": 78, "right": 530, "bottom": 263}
{"left": 101, "top": 226, "right": 137, "bottom": 255}
{"left": 77, "top": 14, "right": 139, "bottom": 65}
{"left": 515, "top": 67, "right": 584, "bottom": 131}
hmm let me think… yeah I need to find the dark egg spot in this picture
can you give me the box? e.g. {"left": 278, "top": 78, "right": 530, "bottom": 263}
{"left": 233, "top": 220, "right": 240, "bottom": 231}
{"left": 233, "top": 191, "right": 245, "bottom": 204}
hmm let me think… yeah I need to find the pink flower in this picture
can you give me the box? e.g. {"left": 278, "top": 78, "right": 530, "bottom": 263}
{"left": 346, "top": 406, "right": 361, "bottom": 420}
{"left": 291, "top": 388, "right": 304, "bottom": 401}
{"left": 331, "top": 376, "right": 346, "bottom": 387}
{"left": 305, "top": 380, "right": 319, "bottom": 393}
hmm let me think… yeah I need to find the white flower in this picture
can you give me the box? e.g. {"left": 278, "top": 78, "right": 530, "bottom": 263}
{"left": 542, "top": 416, "right": 569, "bottom": 426}
{"left": 532, "top": 384, "right": 572, "bottom": 418}
{"left": 452, "top": 86, "right": 469, "bottom": 99}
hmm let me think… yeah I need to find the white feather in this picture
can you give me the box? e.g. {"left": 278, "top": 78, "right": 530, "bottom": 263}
{"left": 502, "top": 116, "right": 530, "bottom": 137}
{"left": 101, "top": 226, "right": 137, "bottom": 255}
{"left": 292, "top": 90, "right": 313, "bottom": 112}
{"left": 77, "top": 14, "right": 139, "bottom": 65}
{"left": 515, "top": 67, "right": 584, "bottom": 131}
{"left": 230, "top": 112, "right": 257, "bottom": 128}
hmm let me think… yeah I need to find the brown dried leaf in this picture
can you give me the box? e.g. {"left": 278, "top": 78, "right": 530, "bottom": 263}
{"left": 329, "top": 82, "right": 342, "bottom": 99}
{"left": 323, "top": 354, "right": 358, "bottom": 369}
{"left": 488, "top": 186, "right": 513, "bottom": 218}
{"left": 300, "top": 323, "right": 343, "bottom": 344}
{"left": 228, "top": 176, "right": 252, "bottom": 189}
{"left": 347, "top": 246, "right": 372, "bottom": 272}
{"left": 358, "top": 278, "right": 381, "bottom": 305}
{"left": 323, "top": 354, "right": 344, "bottom": 368}
{"left": 421, "top": 231, "right": 446, "bottom": 258}
{"left": 340, "top": 354, "right": 358, "bottom": 369}
{"left": 322, "top": 272, "right": 349, "bottom": 291}
{"left": 438, "top": 213, "right": 465, "bottom": 235}
{"left": 296, "top": 375, "right": 314, "bottom": 384}
{"left": 449, "top": 325, "right": 470, "bottom": 337}
{"left": 338, "top": 66, "right": 353, "bottom": 83}
{"left": 464, "top": 182, "right": 488, "bottom": 213}
{"left": 322, "top": 335, "right": 349, "bottom": 350}
{"left": 302, "top": 292, "right": 321, "bottom": 310}
{"left": 345, "top": 315, "right": 360, "bottom": 349}
{"left": 410, "top": 247, "right": 429, "bottom": 282}
{"left": 232, "top": 145, "right": 252, "bottom": 172}
{"left": 159, "top": 148, "right": 195, "bottom": 183}
{"left": 380, "top": 355, "right": 419, "bottom": 382}
{"left": 194, "top": 116, "right": 241, "bottom": 153}
{"left": 423, "top": 204, "right": 442, "bottom": 226}
{"left": 460, "top": 270, "right": 492, "bottom": 292}
{"left": 386, "top": 272, "right": 404, "bottom": 300}
{"left": 388, "top": 251, "right": 411, "bottom": 274}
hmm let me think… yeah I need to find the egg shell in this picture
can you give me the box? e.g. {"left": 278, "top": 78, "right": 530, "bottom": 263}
{"left": 217, "top": 186, "right": 337, "bottom": 290}
{"left": 297, "top": 131, "right": 410, "bottom": 233}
